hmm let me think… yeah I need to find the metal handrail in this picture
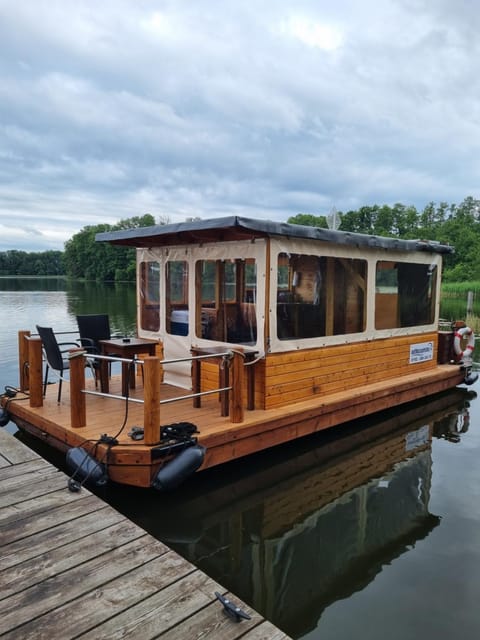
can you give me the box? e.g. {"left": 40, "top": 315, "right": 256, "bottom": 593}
{"left": 160, "top": 386, "right": 231, "bottom": 405}
{"left": 30, "top": 329, "right": 80, "bottom": 338}
{"left": 81, "top": 350, "right": 234, "bottom": 366}
{"left": 162, "top": 351, "right": 233, "bottom": 365}
{"left": 82, "top": 385, "right": 232, "bottom": 405}
{"left": 80, "top": 350, "right": 234, "bottom": 407}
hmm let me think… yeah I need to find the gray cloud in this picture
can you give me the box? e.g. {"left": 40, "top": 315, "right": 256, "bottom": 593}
{"left": 1, "top": 0, "right": 479, "bottom": 251}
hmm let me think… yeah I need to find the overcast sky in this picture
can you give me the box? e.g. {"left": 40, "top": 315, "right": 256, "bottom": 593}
{"left": 1, "top": 0, "right": 480, "bottom": 252}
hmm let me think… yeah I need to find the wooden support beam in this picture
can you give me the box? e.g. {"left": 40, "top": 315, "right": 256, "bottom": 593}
{"left": 69, "top": 349, "right": 86, "bottom": 428}
{"left": 230, "top": 350, "right": 245, "bottom": 423}
{"left": 325, "top": 257, "right": 335, "bottom": 335}
{"left": 156, "top": 342, "right": 164, "bottom": 383}
{"left": 143, "top": 356, "right": 161, "bottom": 445}
{"left": 18, "top": 330, "right": 31, "bottom": 391}
{"left": 28, "top": 337, "right": 43, "bottom": 408}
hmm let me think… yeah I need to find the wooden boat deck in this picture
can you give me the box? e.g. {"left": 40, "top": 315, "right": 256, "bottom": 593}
{"left": 3, "top": 362, "right": 465, "bottom": 487}
{"left": 0, "top": 428, "right": 291, "bottom": 639}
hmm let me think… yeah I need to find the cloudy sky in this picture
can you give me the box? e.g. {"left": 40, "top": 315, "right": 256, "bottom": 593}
{"left": 1, "top": 0, "right": 480, "bottom": 252}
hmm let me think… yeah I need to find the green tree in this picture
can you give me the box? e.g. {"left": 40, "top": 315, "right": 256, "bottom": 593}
{"left": 287, "top": 213, "right": 328, "bottom": 228}
{"left": 340, "top": 205, "right": 380, "bottom": 234}
{"left": 63, "top": 213, "right": 159, "bottom": 281}
{"left": 435, "top": 198, "right": 480, "bottom": 281}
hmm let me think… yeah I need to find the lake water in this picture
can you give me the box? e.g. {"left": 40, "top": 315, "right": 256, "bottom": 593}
{"left": 2, "top": 277, "right": 480, "bottom": 639}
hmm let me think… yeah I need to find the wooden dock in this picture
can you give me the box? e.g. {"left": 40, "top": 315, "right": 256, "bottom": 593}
{"left": 0, "top": 428, "right": 291, "bottom": 640}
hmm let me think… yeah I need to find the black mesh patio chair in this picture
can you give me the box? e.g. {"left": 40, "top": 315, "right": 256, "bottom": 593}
{"left": 76, "top": 313, "right": 124, "bottom": 380}
{"left": 76, "top": 314, "right": 115, "bottom": 354}
{"left": 36, "top": 325, "right": 96, "bottom": 403}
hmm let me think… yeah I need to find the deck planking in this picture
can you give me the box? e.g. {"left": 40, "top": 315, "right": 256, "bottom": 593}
{"left": 0, "top": 429, "right": 292, "bottom": 640}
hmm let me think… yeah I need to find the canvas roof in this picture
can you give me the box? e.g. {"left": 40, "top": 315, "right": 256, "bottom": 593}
{"left": 95, "top": 215, "right": 454, "bottom": 254}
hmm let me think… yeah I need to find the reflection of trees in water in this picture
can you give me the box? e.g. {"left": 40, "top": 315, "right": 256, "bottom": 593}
{"left": 0, "top": 276, "right": 68, "bottom": 292}
{"left": 65, "top": 280, "right": 137, "bottom": 335}
{"left": 0, "top": 277, "right": 138, "bottom": 335}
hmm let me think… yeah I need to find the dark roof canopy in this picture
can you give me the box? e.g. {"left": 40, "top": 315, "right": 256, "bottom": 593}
{"left": 95, "top": 216, "right": 454, "bottom": 254}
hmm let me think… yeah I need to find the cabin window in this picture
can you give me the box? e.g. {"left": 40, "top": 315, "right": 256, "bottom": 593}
{"left": 195, "top": 258, "right": 257, "bottom": 344}
{"left": 375, "top": 261, "right": 437, "bottom": 329}
{"left": 166, "top": 261, "right": 189, "bottom": 335}
{"left": 276, "top": 253, "right": 367, "bottom": 339}
{"left": 139, "top": 261, "right": 160, "bottom": 331}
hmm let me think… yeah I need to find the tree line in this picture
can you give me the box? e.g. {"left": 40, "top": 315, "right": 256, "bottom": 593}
{"left": 0, "top": 250, "right": 64, "bottom": 276}
{"left": 62, "top": 214, "right": 157, "bottom": 281}
{"left": 0, "top": 214, "right": 156, "bottom": 280}
{"left": 1, "top": 198, "right": 479, "bottom": 282}
{"left": 288, "top": 196, "right": 480, "bottom": 282}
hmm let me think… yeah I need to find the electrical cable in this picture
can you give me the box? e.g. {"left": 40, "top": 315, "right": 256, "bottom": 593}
{"left": 66, "top": 357, "right": 157, "bottom": 490}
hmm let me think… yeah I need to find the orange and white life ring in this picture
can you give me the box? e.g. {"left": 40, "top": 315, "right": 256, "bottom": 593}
{"left": 453, "top": 326, "right": 475, "bottom": 360}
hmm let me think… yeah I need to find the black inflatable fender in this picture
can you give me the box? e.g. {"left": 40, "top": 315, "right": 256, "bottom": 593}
{"left": 0, "top": 408, "right": 10, "bottom": 427}
{"left": 152, "top": 444, "right": 206, "bottom": 491}
{"left": 66, "top": 446, "right": 108, "bottom": 486}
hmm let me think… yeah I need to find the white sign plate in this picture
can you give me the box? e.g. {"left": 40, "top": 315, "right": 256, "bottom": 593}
{"left": 409, "top": 341, "right": 434, "bottom": 364}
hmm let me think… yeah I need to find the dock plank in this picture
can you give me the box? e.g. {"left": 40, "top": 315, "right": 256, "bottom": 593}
{"left": 0, "top": 490, "right": 93, "bottom": 527}
{"left": 0, "top": 473, "right": 68, "bottom": 509}
{"left": 0, "top": 493, "right": 106, "bottom": 545}
{"left": 0, "top": 550, "right": 195, "bottom": 639}
{"left": 0, "top": 519, "right": 146, "bottom": 598}
{"left": 0, "top": 536, "right": 170, "bottom": 635}
{"left": 156, "top": 596, "right": 263, "bottom": 640}
{"left": 0, "top": 429, "right": 40, "bottom": 466}
{"left": 0, "top": 488, "right": 93, "bottom": 528}
{"left": 0, "top": 458, "right": 54, "bottom": 480}
{"left": 74, "top": 570, "right": 225, "bottom": 640}
{"left": 0, "top": 504, "right": 126, "bottom": 572}
{"left": 0, "top": 464, "right": 59, "bottom": 493}
{"left": 241, "top": 621, "right": 294, "bottom": 639}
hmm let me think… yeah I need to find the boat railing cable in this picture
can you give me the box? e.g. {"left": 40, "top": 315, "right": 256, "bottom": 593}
{"left": 81, "top": 352, "right": 235, "bottom": 407}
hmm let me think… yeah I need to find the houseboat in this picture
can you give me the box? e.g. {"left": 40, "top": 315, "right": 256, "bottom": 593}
{"left": 1, "top": 217, "right": 477, "bottom": 490}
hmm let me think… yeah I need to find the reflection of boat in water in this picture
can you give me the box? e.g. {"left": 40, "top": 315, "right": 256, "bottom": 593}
{"left": 433, "top": 401, "right": 471, "bottom": 442}
{"left": 103, "top": 387, "right": 475, "bottom": 638}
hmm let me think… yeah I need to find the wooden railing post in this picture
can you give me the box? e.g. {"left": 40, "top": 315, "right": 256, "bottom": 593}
{"left": 143, "top": 356, "right": 161, "bottom": 445}
{"left": 28, "top": 337, "right": 43, "bottom": 408}
{"left": 156, "top": 342, "right": 164, "bottom": 383}
{"left": 230, "top": 350, "right": 245, "bottom": 423}
{"left": 18, "top": 330, "right": 31, "bottom": 391}
{"left": 69, "top": 349, "right": 86, "bottom": 428}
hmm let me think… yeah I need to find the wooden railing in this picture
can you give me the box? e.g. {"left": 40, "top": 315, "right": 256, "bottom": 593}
{"left": 18, "top": 331, "right": 245, "bottom": 442}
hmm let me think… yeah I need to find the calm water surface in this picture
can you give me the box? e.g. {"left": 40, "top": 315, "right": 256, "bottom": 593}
{"left": 2, "top": 278, "right": 480, "bottom": 639}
